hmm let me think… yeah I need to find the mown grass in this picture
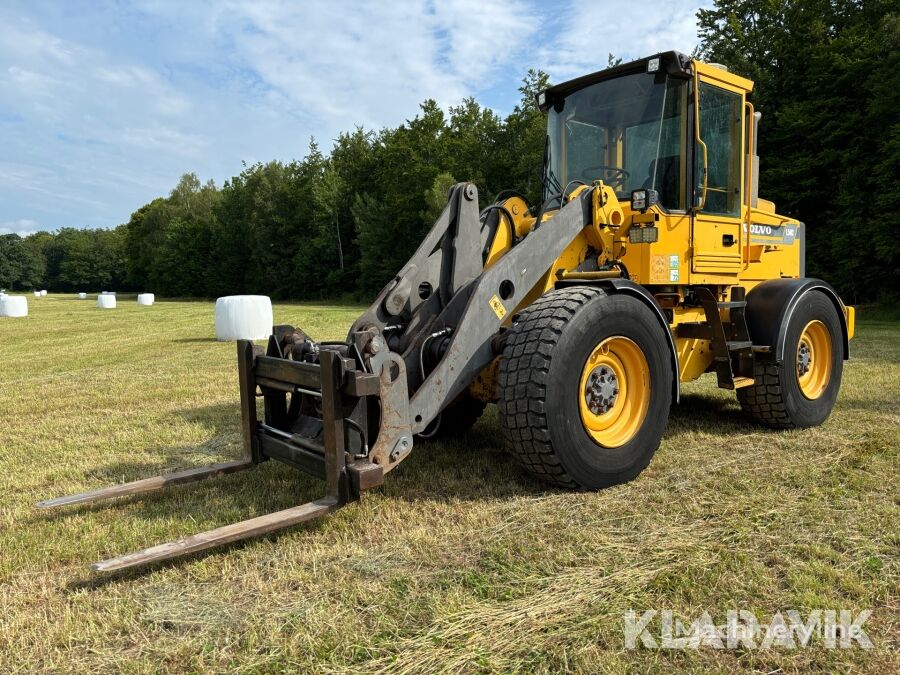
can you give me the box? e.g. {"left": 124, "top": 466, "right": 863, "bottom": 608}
{"left": 1, "top": 294, "right": 897, "bottom": 673}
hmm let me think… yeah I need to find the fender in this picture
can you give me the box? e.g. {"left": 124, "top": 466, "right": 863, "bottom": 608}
{"left": 557, "top": 277, "right": 681, "bottom": 403}
{"left": 745, "top": 278, "right": 850, "bottom": 363}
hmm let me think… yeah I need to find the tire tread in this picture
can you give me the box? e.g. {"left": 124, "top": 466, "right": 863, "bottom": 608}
{"left": 498, "top": 287, "right": 606, "bottom": 488}
{"left": 737, "top": 361, "right": 795, "bottom": 428}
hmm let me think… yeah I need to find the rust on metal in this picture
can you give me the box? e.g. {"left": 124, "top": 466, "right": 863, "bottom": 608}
{"left": 92, "top": 497, "right": 340, "bottom": 572}
{"left": 36, "top": 459, "right": 255, "bottom": 510}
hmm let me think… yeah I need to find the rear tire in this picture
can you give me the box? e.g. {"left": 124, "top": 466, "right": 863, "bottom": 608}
{"left": 738, "top": 290, "right": 843, "bottom": 428}
{"left": 498, "top": 287, "right": 672, "bottom": 490}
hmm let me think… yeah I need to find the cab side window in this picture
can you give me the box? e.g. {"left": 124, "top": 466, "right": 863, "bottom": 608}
{"left": 698, "top": 82, "right": 743, "bottom": 217}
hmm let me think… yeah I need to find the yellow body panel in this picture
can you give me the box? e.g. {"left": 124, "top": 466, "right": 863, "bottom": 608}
{"left": 671, "top": 306, "right": 713, "bottom": 382}
{"left": 694, "top": 61, "right": 754, "bottom": 92}
{"left": 676, "top": 337, "right": 714, "bottom": 381}
{"left": 474, "top": 56, "right": 852, "bottom": 394}
{"left": 483, "top": 189, "right": 810, "bottom": 385}
{"left": 844, "top": 305, "right": 855, "bottom": 340}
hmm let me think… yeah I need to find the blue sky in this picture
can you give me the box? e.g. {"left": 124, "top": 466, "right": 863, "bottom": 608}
{"left": 0, "top": 0, "right": 710, "bottom": 235}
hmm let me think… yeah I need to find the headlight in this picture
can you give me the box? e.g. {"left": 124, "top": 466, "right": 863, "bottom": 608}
{"left": 629, "top": 226, "right": 659, "bottom": 244}
{"left": 631, "top": 188, "right": 658, "bottom": 212}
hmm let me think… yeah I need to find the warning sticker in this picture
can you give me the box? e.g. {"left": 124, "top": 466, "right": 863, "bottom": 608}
{"left": 489, "top": 294, "right": 507, "bottom": 320}
{"left": 669, "top": 255, "right": 680, "bottom": 282}
{"left": 652, "top": 254, "right": 681, "bottom": 283}
{"left": 651, "top": 255, "right": 669, "bottom": 284}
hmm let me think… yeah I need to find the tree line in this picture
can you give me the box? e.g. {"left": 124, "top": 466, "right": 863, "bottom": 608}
{"left": 1, "top": 228, "right": 127, "bottom": 293}
{"left": 1, "top": 1, "right": 896, "bottom": 303}
{"left": 697, "top": 0, "right": 898, "bottom": 303}
{"left": 0, "top": 69, "right": 548, "bottom": 299}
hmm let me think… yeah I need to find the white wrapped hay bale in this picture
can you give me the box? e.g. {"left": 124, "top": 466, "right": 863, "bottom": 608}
{"left": 0, "top": 295, "right": 28, "bottom": 317}
{"left": 40, "top": 290, "right": 47, "bottom": 296}
{"left": 215, "top": 295, "right": 273, "bottom": 341}
{"left": 33, "top": 290, "right": 41, "bottom": 297}
{"left": 137, "top": 293, "right": 155, "bottom": 306}
{"left": 78, "top": 292, "right": 87, "bottom": 299}
{"left": 96, "top": 294, "right": 117, "bottom": 309}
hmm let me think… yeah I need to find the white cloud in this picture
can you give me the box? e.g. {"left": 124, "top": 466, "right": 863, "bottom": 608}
{"left": 120, "top": 124, "right": 208, "bottom": 154}
{"left": 536, "top": 1, "right": 711, "bottom": 82}
{"left": 6, "top": 65, "right": 66, "bottom": 94}
{"left": 204, "top": 0, "right": 539, "bottom": 129}
{"left": 0, "top": 22, "right": 80, "bottom": 65}
{"left": 0, "top": 1, "right": 710, "bottom": 232}
{"left": 0, "top": 0, "right": 543, "bottom": 231}
{"left": 0, "top": 219, "right": 40, "bottom": 236}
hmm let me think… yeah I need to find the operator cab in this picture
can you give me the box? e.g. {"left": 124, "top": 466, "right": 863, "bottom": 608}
{"left": 538, "top": 51, "right": 753, "bottom": 221}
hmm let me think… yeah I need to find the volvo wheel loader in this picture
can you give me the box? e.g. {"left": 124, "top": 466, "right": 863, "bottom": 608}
{"left": 41, "top": 51, "right": 855, "bottom": 572}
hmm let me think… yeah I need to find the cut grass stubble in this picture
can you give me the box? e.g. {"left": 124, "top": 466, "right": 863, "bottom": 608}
{"left": 0, "top": 295, "right": 897, "bottom": 672}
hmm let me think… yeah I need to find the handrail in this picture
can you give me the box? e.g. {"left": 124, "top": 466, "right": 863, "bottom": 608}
{"left": 693, "top": 75, "right": 708, "bottom": 211}
{"left": 743, "top": 101, "right": 755, "bottom": 266}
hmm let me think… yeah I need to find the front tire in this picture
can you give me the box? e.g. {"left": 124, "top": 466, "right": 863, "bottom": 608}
{"left": 498, "top": 287, "right": 673, "bottom": 490}
{"left": 738, "top": 290, "right": 843, "bottom": 428}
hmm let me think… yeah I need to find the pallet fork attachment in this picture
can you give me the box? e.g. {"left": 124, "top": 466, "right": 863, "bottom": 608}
{"left": 37, "top": 183, "right": 597, "bottom": 573}
{"left": 38, "top": 342, "right": 386, "bottom": 573}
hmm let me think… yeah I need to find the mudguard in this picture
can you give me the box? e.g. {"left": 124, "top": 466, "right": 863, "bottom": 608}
{"left": 557, "top": 277, "right": 681, "bottom": 403}
{"left": 745, "top": 278, "right": 850, "bottom": 363}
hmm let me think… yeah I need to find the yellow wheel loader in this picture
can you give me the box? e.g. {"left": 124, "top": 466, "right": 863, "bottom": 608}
{"left": 41, "top": 51, "right": 855, "bottom": 572}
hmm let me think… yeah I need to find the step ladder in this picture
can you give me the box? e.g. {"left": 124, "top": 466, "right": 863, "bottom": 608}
{"left": 678, "top": 287, "right": 758, "bottom": 390}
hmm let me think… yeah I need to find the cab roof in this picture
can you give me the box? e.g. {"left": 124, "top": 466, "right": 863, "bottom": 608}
{"left": 537, "top": 51, "right": 753, "bottom": 112}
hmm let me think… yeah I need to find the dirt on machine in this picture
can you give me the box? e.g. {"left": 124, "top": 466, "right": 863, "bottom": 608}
{"left": 40, "top": 51, "right": 856, "bottom": 572}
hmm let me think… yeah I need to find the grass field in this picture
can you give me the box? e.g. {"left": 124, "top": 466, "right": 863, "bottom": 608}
{"left": 1, "top": 294, "right": 897, "bottom": 673}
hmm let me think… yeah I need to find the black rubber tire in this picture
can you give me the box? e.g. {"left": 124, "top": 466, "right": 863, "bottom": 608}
{"left": 738, "top": 290, "right": 843, "bottom": 428}
{"left": 416, "top": 394, "right": 486, "bottom": 440}
{"left": 498, "top": 286, "right": 673, "bottom": 490}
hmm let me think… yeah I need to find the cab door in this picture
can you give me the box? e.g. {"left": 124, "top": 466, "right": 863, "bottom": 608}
{"left": 691, "top": 76, "right": 745, "bottom": 277}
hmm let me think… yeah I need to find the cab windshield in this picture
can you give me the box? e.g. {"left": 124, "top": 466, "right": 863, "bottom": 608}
{"left": 544, "top": 71, "right": 688, "bottom": 210}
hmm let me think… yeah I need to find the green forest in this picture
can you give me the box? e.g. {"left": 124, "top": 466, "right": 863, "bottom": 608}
{"left": 1, "top": 0, "right": 896, "bottom": 303}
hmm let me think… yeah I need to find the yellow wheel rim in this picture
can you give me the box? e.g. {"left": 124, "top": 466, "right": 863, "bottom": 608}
{"left": 796, "top": 320, "right": 832, "bottom": 400}
{"left": 578, "top": 336, "right": 650, "bottom": 448}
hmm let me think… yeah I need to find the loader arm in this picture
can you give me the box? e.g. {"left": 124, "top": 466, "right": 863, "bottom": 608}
{"left": 349, "top": 183, "right": 593, "bottom": 433}
{"left": 404, "top": 186, "right": 593, "bottom": 434}
{"left": 346, "top": 183, "right": 596, "bottom": 464}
